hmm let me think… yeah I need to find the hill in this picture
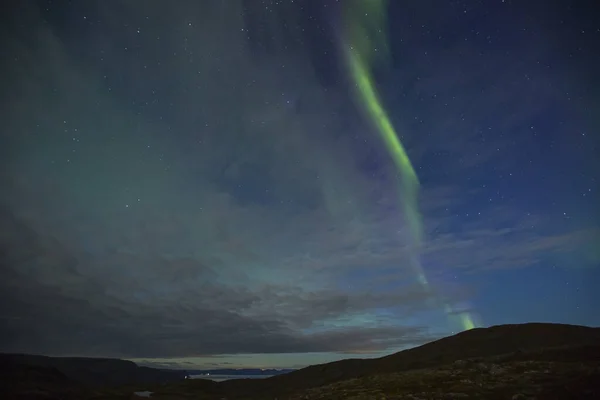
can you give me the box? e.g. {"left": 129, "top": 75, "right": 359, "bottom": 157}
{"left": 288, "top": 347, "right": 600, "bottom": 400}
{"left": 215, "top": 322, "right": 600, "bottom": 398}
{"left": 2, "top": 322, "right": 599, "bottom": 399}
{"left": 0, "top": 353, "right": 185, "bottom": 389}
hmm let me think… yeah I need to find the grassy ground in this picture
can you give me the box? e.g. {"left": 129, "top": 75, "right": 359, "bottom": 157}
{"left": 288, "top": 359, "right": 600, "bottom": 400}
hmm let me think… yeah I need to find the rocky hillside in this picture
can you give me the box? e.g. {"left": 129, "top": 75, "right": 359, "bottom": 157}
{"left": 217, "top": 322, "right": 600, "bottom": 398}
{"left": 288, "top": 345, "right": 600, "bottom": 400}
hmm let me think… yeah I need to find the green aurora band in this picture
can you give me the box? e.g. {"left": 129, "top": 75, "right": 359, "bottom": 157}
{"left": 342, "top": 0, "right": 476, "bottom": 331}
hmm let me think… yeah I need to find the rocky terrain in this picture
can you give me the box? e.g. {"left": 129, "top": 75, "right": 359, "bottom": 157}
{"left": 2, "top": 323, "right": 599, "bottom": 399}
{"left": 288, "top": 349, "right": 600, "bottom": 399}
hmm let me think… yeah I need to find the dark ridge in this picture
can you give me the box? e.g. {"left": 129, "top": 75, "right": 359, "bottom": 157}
{"left": 217, "top": 322, "right": 600, "bottom": 398}
{"left": 0, "top": 353, "right": 185, "bottom": 387}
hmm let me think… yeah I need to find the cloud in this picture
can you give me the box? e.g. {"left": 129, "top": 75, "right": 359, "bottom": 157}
{"left": 0, "top": 206, "right": 445, "bottom": 359}
{"left": 424, "top": 224, "right": 600, "bottom": 274}
{"left": 419, "top": 188, "right": 600, "bottom": 275}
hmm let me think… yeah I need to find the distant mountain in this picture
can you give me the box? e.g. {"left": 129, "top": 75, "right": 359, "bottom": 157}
{"left": 185, "top": 368, "right": 295, "bottom": 376}
{"left": 0, "top": 353, "right": 186, "bottom": 388}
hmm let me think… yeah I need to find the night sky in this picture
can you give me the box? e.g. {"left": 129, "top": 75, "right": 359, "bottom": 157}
{"left": 1, "top": 0, "right": 599, "bottom": 370}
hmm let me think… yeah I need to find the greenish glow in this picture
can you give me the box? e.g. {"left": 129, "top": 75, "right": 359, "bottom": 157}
{"left": 346, "top": 45, "right": 422, "bottom": 246}
{"left": 343, "top": 0, "right": 477, "bottom": 332}
{"left": 460, "top": 314, "right": 476, "bottom": 330}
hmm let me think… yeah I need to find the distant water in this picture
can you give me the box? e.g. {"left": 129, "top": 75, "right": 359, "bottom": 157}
{"left": 190, "top": 374, "right": 273, "bottom": 382}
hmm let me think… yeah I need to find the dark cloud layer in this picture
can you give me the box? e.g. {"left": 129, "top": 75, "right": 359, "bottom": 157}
{"left": 1, "top": 1, "right": 598, "bottom": 368}
{"left": 0, "top": 207, "right": 439, "bottom": 358}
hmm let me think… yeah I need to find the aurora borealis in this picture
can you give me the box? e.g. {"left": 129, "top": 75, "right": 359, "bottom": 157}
{"left": 343, "top": 0, "right": 476, "bottom": 331}
{"left": 1, "top": 0, "right": 598, "bottom": 370}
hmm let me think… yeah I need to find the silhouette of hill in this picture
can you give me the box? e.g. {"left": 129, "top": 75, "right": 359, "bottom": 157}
{"left": 2, "top": 323, "right": 599, "bottom": 399}
{"left": 0, "top": 353, "right": 185, "bottom": 388}
{"left": 225, "top": 322, "right": 600, "bottom": 398}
